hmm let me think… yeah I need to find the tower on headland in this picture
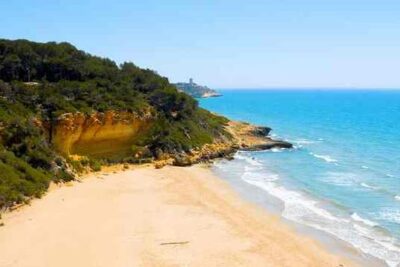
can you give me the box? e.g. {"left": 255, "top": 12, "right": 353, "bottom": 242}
{"left": 174, "top": 78, "right": 221, "bottom": 98}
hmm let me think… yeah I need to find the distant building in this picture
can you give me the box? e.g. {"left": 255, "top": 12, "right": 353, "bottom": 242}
{"left": 189, "top": 78, "right": 194, "bottom": 85}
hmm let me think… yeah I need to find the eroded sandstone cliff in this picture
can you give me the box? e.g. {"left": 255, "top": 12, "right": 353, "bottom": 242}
{"left": 50, "top": 111, "right": 154, "bottom": 159}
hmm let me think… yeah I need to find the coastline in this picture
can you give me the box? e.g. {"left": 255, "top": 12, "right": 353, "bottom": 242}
{"left": 210, "top": 157, "right": 386, "bottom": 267}
{"left": 199, "top": 90, "right": 400, "bottom": 267}
{"left": 0, "top": 164, "right": 355, "bottom": 267}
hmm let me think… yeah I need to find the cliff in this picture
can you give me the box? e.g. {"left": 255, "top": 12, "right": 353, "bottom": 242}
{"left": 50, "top": 111, "right": 154, "bottom": 159}
{"left": 49, "top": 112, "right": 291, "bottom": 168}
{"left": 226, "top": 121, "right": 293, "bottom": 151}
{"left": 156, "top": 120, "right": 292, "bottom": 168}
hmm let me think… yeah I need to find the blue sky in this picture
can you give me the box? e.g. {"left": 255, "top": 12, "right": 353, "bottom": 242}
{"left": 1, "top": 0, "right": 400, "bottom": 88}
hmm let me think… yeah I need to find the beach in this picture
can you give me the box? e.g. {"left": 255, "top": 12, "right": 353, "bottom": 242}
{"left": 0, "top": 164, "right": 353, "bottom": 267}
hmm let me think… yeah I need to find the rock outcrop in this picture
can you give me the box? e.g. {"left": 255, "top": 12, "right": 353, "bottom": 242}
{"left": 225, "top": 121, "right": 293, "bottom": 151}
{"left": 50, "top": 111, "right": 153, "bottom": 159}
{"left": 167, "top": 121, "right": 293, "bottom": 167}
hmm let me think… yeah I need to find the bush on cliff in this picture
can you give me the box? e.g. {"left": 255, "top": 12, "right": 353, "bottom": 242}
{"left": 0, "top": 39, "right": 230, "bottom": 209}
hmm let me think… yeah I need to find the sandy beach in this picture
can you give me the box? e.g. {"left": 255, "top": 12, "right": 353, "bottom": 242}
{"left": 0, "top": 165, "right": 354, "bottom": 267}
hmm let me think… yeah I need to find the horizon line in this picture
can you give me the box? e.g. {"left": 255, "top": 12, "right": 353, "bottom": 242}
{"left": 214, "top": 87, "right": 400, "bottom": 91}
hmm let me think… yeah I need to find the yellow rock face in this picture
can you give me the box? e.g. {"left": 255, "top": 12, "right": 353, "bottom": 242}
{"left": 51, "top": 111, "right": 153, "bottom": 159}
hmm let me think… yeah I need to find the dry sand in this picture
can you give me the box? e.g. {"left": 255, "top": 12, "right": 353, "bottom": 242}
{"left": 0, "top": 165, "right": 354, "bottom": 267}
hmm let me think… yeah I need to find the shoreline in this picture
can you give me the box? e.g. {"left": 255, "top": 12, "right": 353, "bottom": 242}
{"left": 0, "top": 164, "right": 354, "bottom": 267}
{"left": 210, "top": 158, "right": 386, "bottom": 267}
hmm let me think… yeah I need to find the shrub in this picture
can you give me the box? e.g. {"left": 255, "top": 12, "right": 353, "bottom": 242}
{"left": 89, "top": 159, "right": 102, "bottom": 172}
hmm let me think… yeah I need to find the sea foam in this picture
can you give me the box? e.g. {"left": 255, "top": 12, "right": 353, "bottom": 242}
{"left": 235, "top": 153, "right": 262, "bottom": 166}
{"left": 309, "top": 152, "right": 338, "bottom": 163}
{"left": 377, "top": 209, "right": 400, "bottom": 224}
{"left": 270, "top": 147, "right": 285, "bottom": 153}
{"left": 293, "top": 139, "right": 318, "bottom": 145}
{"left": 322, "top": 172, "right": 359, "bottom": 187}
{"left": 360, "top": 182, "right": 380, "bottom": 190}
{"left": 351, "top": 212, "right": 378, "bottom": 227}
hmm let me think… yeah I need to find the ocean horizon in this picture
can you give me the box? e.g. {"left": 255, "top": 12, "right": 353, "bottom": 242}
{"left": 216, "top": 88, "right": 400, "bottom": 91}
{"left": 200, "top": 89, "right": 400, "bottom": 267}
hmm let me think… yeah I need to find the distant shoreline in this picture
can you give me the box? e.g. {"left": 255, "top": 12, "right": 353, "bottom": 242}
{"left": 214, "top": 87, "right": 400, "bottom": 91}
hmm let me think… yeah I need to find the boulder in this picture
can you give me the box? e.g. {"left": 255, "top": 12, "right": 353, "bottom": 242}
{"left": 241, "top": 140, "right": 293, "bottom": 151}
{"left": 251, "top": 126, "right": 272, "bottom": 136}
{"left": 172, "top": 155, "right": 192, "bottom": 167}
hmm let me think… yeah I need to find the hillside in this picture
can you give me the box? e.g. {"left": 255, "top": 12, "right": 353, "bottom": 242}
{"left": 174, "top": 79, "right": 221, "bottom": 98}
{"left": 0, "top": 39, "right": 291, "bottom": 210}
{"left": 0, "top": 39, "right": 232, "bottom": 209}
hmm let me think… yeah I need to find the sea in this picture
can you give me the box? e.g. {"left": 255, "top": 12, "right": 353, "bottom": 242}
{"left": 199, "top": 89, "right": 400, "bottom": 267}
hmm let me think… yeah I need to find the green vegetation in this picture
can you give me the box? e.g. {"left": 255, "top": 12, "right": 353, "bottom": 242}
{"left": 0, "top": 39, "right": 230, "bottom": 209}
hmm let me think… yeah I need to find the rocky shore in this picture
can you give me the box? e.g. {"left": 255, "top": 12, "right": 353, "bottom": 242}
{"left": 226, "top": 121, "right": 293, "bottom": 151}
{"left": 161, "top": 120, "right": 293, "bottom": 167}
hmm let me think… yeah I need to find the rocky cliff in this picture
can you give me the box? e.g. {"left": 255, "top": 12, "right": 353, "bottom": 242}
{"left": 50, "top": 111, "right": 154, "bottom": 159}
{"left": 158, "top": 120, "right": 293, "bottom": 167}
{"left": 48, "top": 111, "right": 291, "bottom": 167}
{"left": 225, "top": 121, "right": 293, "bottom": 151}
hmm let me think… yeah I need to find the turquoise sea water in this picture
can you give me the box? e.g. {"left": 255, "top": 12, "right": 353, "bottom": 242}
{"left": 199, "top": 90, "right": 400, "bottom": 266}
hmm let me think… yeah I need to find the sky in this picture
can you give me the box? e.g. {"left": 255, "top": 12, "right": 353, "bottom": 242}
{"left": 1, "top": 0, "right": 400, "bottom": 89}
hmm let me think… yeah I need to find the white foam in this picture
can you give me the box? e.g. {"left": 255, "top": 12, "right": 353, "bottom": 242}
{"left": 294, "top": 139, "right": 317, "bottom": 145}
{"left": 310, "top": 152, "right": 338, "bottom": 163}
{"left": 351, "top": 213, "right": 379, "bottom": 227}
{"left": 377, "top": 209, "right": 400, "bottom": 224}
{"left": 235, "top": 153, "right": 262, "bottom": 166}
{"left": 361, "top": 165, "right": 369, "bottom": 169}
{"left": 242, "top": 174, "right": 342, "bottom": 222}
{"left": 242, "top": 170, "right": 279, "bottom": 183}
{"left": 360, "top": 182, "right": 380, "bottom": 190}
{"left": 270, "top": 148, "right": 284, "bottom": 153}
{"left": 395, "top": 195, "right": 400, "bottom": 201}
{"left": 291, "top": 139, "right": 320, "bottom": 150}
{"left": 322, "top": 172, "right": 359, "bottom": 187}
